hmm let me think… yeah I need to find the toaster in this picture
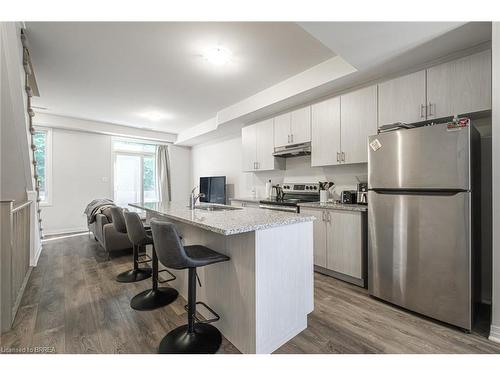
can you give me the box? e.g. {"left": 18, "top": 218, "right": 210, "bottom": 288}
{"left": 340, "top": 190, "right": 357, "bottom": 204}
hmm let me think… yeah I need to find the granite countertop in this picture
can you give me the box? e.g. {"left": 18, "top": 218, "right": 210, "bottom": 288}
{"left": 229, "top": 197, "right": 262, "bottom": 203}
{"left": 130, "top": 202, "right": 315, "bottom": 236}
{"left": 298, "top": 201, "right": 368, "bottom": 212}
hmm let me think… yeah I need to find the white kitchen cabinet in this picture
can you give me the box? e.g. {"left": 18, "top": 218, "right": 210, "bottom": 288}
{"left": 242, "top": 125, "right": 257, "bottom": 172}
{"left": 242, "top": 119, "right": 282, "bottom": 172}
{"left": 255, "top": 119, "right": 276, "bottom": 170}
{"left": 326, "top": 210, "right": 363, "bottom": 279}
{"left": 378, "top": 70, "right": 427, "bottom": 126}
{"left": 311, "top": 96, "right": 341, "bottom": 167}
{"left": 273, "top": 113, "right": 291, "bottom": 148}
{"left": 273, "top": 106, "right": 311, "bottom": 148}
{"left": 290, "top": 106, "right": 311, "bottom": 144}
{"left": 303, "top": 207, "right": 365, "bottom": 285}
{"left": 301, "top": 208, "right": 327, "bottom": 268}
{"left": 426, "top": 50, "right": 492, "bottom": 119}
{"left": 340, "top": 86, "right": 378, "bottom": 164}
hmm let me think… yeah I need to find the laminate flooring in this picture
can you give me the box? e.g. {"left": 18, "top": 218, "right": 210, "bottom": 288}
{"left": 1, "top": 233, "right": 499, "bottom": 354}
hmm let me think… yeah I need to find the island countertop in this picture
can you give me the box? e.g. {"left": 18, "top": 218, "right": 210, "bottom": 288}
{"left": 130, "top": 201, "right": 315, "bottom": 236}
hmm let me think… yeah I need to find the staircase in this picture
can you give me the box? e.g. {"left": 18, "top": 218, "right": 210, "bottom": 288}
{"left": 20, "top": 29, "right": 43, "bottom": 242}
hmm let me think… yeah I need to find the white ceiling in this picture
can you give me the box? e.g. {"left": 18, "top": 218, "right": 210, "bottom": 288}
{"left": 26, "top": 22, "right": 334, "bottom": 134}
{"left": 299, "top": 22, "right": 466, "bottom": 70}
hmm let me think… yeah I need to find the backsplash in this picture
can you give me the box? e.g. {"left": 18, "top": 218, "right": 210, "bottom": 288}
{"left": 243, "top": 155, "right": 368, "bottom": 200}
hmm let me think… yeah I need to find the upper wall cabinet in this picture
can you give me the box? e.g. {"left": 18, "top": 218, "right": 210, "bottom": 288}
{"left": 242, "top": 119, "right": 282, "bottom": 172}
{"left": 311, "top": 85, "right": 377, "bottom": 167}
{"left": 426, "top": 50, "right": 491, "bottom": 120}
{"left": 290, "top": 106, "right": 311, "bottom": 144}
{"left": 273, "top": 113, "right": 291, "bottom": 148}
{"left": 311, "top": 96, "right": 341, "bottom": 167}
{"left": 242, "top": 124, "right": 257, "bottom": 172}
{"left": 378, "top": 70, "right": 427, "bottom": 126}
{"left": 340, "top": 85, "right": 378, "bottom": 164}
{"left": 274, "top": 106, "right": 311, "bottom": 148}
{"left": 378, "top": 50, "right": 492, "bottom": 127}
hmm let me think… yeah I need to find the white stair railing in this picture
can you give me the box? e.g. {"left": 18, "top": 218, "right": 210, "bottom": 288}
{"left": 20, "top": 29, "right": 43, "bottom": 242}
{"left": 0, "top": 200, "right": 33, "bottom": 333}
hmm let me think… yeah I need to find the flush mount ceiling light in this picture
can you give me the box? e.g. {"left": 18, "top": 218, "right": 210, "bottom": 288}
{"left": 202, "top": 46, "right": 232, "bottom": 66}
{"left": 138, "top": 110, "right": 171, "bottom": 122}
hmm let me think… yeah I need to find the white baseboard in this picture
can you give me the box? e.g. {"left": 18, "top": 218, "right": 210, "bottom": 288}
{"left": 489, "top": 325, "right": 500, "bottom": 344}
{"left": 43, "top": 227, "right": 88, "bottom": 236}
{"left": 31, "top": 243, "right": 43, "bottom": 266}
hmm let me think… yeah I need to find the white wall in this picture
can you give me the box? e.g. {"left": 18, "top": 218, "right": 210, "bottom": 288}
{"left": 191, "top": 134, "right": 367, "bottom": 202}
{"left": 41, "top": 127, "right": 191, "bottom": 235}
{"left": 0, "top": 23, "right": 32, "bottom": 203}
{"left": 169, "top": 143, "right": 192, "bottom": 205}
{"left": 41, "top": 129, "right": 112, "bottom": 234}
{"left": 490, "top": 22, "right": 500, "bottom": 343}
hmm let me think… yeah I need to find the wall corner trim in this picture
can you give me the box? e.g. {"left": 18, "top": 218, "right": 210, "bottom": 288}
{"left": 489, "top": 325, "right": 500, "bottom": 343}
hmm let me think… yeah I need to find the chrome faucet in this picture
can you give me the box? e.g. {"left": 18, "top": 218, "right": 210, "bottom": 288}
{"left": 189, "top": 186, "right": 205, "bottom": 209}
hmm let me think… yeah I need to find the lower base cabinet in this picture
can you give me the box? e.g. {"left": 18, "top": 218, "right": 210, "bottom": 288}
{"left": 301, "top": 207, "right": 367, "bottom": 287}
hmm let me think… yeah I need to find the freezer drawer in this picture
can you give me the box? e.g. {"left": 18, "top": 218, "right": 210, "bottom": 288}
{"left": 368, "top": 123, "right": 470, "bottom": 190}
{"left": 368, "top": 190, "right": 471, "bottom": 329}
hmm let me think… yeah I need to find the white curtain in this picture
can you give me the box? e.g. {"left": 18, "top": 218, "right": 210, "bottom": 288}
{"left": 155, "top": 145, "right": 171, "bottom": 202}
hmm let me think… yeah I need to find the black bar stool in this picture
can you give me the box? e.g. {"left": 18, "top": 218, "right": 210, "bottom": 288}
{"left": 111, "top": 207, "right": 152, "bottom": 283}
{"left": 124, "top": 211, "right": 179, "bottom": 310}
{"left": 150, "top": 219, "right": 230, "bottom": 354}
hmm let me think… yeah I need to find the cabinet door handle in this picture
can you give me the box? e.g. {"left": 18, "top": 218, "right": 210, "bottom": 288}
{"left": 253, "top": 162, "right": 257, "bottom": 170}
{"left": 336, "top": 152, "right": 340, "bottom": 162}
{"left": 341, "top": 152, "right": 345, "bottom": 162}
{"left": 328, "top": 212, "right": 331, "bottom": 222}
{"left": 287, "top": 134, "right": 290, "bottom": 143}
{"left": 420, "top": 104, "right": 425, "bottom": 118}
{"left": 428, "top": 103, "right": 433, "bottom": 117}
{"left": 322, "top": 211, "right": 325, "bottom": 221}
{"left": 291, "top": 134, "right": 294, "bottom": 143}
{"left": 256, "top": 162, "right": 259, "bottom": 170}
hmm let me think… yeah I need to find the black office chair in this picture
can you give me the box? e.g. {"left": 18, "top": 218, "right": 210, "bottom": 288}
{"left": 150, "top": 219, "right": 230, "bottom": 354}
{"left": 111, "top": 207, "right": 152, "bottom": 283}
{"left": 123, "top": 211, "right": 179, "bottom": 310}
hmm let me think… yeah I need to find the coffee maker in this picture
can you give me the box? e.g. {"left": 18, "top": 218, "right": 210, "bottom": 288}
{"left": 357, "top": 182, "right": 368, "bottom": 205}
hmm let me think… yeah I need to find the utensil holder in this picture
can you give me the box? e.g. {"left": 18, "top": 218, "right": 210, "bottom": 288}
{"left": 320, "top": 190, "right": 328, "bottom": 203}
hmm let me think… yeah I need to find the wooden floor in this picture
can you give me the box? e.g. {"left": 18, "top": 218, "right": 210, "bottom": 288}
{"left": 1, "top": 233, "right": 499, "bottom": 354}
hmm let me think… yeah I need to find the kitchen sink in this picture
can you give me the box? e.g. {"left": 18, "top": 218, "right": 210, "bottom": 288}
{"left": 194, "top": 204, "right": 242, "bottom": 211}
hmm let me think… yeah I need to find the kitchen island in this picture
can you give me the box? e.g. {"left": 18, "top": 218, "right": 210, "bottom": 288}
{"left": 130, "top": 202, "right": 315, "bottom": 354}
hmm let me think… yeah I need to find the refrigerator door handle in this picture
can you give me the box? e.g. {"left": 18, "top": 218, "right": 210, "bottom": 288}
{"left": 370, "top": 189, "right": 467, "bottom": 196}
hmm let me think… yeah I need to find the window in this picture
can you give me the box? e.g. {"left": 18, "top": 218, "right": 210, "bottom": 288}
{"left": 112, "top": 139, "right": 158, "bottom": 206}
{"left": 33, "top": 128, "right": 52, "bottom": 206}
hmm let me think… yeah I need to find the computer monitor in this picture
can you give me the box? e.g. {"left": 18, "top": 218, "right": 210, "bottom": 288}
{"left": 199, "top": 176, "right": 226, "bottom": 204}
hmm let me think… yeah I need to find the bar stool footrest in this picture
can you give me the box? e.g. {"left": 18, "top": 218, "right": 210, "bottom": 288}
{"left": 158, "top": 269, "right": 176, "bottom": 283}
{"left": 184, "top": 301, "right": 220, "bottom": 324}
{"left": 137, "top": 254, "right": 152, "bottom": 264}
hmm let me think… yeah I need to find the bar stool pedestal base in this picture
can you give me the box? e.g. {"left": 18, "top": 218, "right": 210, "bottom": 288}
{"left": 130, "top": 287, "right": 178, "bottom": 310}
{"left": 115, "top": 268, "right": 152, "bottom": 283}
{"left": 158, "top": 323, "right": 222, "bottom": 354}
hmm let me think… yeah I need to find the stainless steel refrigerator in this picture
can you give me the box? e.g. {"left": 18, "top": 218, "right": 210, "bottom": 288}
{"left": 367, "top": 119, "right": 480, "bottom": 330}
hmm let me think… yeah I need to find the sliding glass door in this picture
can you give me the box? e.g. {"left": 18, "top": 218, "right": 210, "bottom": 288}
{"left": 113, "top": 152, "right": 157, "bottom": 206}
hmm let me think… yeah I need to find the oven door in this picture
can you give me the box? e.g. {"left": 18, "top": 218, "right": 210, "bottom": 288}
{"left": 258, "top": 204, "right": 298, "bottom": 213}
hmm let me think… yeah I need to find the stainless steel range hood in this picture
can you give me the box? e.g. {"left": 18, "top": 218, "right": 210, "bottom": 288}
{"left": 272, "top": 142, "right": 311, "bottom": 158}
